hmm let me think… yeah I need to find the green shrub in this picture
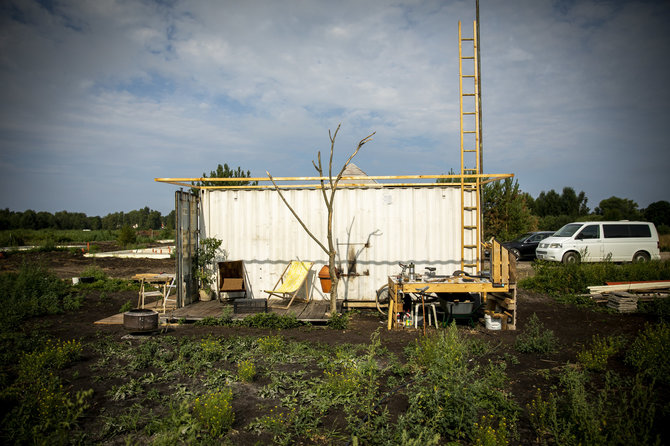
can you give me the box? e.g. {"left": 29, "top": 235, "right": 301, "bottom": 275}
{"left": 81, "top": 265, "right": 107, "bottom": 281}
{"left": 638, "top": 297, "right": 670, "bottom": 321}
{"left": 514, "top": 313, "right": 557, "bottom": 354}
{"left": 117, "top": 225, "right": 136, "bottom": 247}
{"left": 527, "top": 367, "right": 661, "bottom": 445}
{"left": 237, "top": 359, "right": 256, "bottom": 382}
{"left": 192, "top": 388, "right": 234, "bottom": 438}
{"left": 327, "top": 312, "right": 350, "bottom": 330}
{"left": 626, "top": 322, "right": 670, "bottom": 385}
{"left": 577, "top": 334, "right": 626, "bottom": 372}
{"left": 0, "top": 264, "right": 73, "bottom": 329}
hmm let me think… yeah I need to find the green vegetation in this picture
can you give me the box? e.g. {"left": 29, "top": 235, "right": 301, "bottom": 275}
{"left": 0, "top": 207, "right": 174, "bottom": 232}
{"left": 482, "top": 178, "right": 535, "bottom": 241}
{"left": 192, "top": 388, "right": 235, "bottom": 437}
{"left": 1, "top": 258, "right": 668, "bottom": 444}
{"left": 0, "top": 228, "right": 174, "bottom": 249}
{"left": 625, "top": 322, "right": 670, "bottom": 385}
{"left": 237, "top": 359, "right": 256, "bottom": 382}
{"left": 514, "top": 313, "right": 557, "bottom": 354}
{"left": 196, "top": 312, "right": 306, "bottom": 329}
{"left": 528, "top": 367, "right": 661, "bottom": 445}
{"left": 0, "top": 263, "right": 81, "bottom": 329}
{"left": 193, "top": 237, "right": 224, "bottom": 290}
{"left": 195, "top": 163, "right": 259, "bottom": 188}
{"left": 117, "top": 225, "right": 137, "bottom": 246}
{"left": 397, "top": 325, "right": 520, "bottom": 444}
{"left": 327, "top": 311, "right": 350, "bottom": 329}
{"left": 577, "top": 334, "right": 626, "bottom": 372}
{"left": 0, "top": 338, "right": 92, "bottom": 444}
{"left": 520, "top": 260, "right": 670, "bottom": 296}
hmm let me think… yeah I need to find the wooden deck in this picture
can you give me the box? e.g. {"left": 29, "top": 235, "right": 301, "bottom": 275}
{"left": 95, "top": 297, "right": 339, "bottom": 325}
{"left": 165, "top": 298, "right": 335, "bottom": 323}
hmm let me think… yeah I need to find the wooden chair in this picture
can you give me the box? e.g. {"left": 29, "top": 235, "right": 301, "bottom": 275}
{"left": 264, "top": 261, "right": 313, "bottom": 309}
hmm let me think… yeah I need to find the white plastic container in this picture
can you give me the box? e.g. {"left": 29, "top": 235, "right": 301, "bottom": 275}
{"left": 485, "top": 314, "right": 501, "bottom": 330}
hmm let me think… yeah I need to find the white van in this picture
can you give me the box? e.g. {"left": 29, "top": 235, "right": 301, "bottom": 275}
{"left": 536, "top": 221, "right": 660, "bottom": 264}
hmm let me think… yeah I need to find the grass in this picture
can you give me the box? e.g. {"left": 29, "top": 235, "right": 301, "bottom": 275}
{"left": 1, "top": 262, "right": 668, "bottom": 444}
{"left": 519, "top": 259, "right": 670, "bottom": 296}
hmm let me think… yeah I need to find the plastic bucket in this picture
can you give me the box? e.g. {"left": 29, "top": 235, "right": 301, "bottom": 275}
{"left": 484, "top": 314, "right": 501, "bottom": 330}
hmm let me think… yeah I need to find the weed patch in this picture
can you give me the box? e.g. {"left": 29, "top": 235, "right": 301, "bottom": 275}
{"left": 520, "top": 260, "right": 670, "bottom": 296}
{"left": 515, "top": 313, "right": 557, "bottom": 354}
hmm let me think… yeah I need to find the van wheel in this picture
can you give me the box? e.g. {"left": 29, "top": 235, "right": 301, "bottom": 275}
{"left": 632, "top": 251, "right": 650, "bottom": 263}
{"left": 562, "top": 252, "right": 580, "bottom": 264}
{"left": 510, "top": 248, "right": 521, "bottom": 260}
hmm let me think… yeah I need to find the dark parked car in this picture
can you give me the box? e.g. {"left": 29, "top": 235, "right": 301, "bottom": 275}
{"left": 502, "top": 231, "right": 555, "bottom": 260}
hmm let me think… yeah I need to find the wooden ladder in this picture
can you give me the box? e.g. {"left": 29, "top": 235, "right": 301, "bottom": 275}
{"left": 458, "top": 20, "right": 482, "bottom": 275}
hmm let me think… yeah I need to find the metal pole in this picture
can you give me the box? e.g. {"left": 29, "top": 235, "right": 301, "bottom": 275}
{"left": 476, "top": 0, "right": 483, "bottom": 174}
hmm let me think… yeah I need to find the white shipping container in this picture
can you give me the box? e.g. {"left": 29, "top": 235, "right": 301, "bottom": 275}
{"left": 200, "top": 186, "right": 473, "bottom": 301}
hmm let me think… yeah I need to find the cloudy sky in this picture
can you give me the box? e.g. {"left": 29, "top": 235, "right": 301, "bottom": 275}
{"left": 1, "top": 0, "right": 668, "bottom": 217}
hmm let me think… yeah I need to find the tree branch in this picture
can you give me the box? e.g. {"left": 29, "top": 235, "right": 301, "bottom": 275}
{"left": 266, "top": 171, "right": 330, "bottom": 255}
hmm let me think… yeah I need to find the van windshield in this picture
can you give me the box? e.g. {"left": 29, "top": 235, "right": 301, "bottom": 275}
{"left": 554, "top": 223, "right": 583, "bottom": 237}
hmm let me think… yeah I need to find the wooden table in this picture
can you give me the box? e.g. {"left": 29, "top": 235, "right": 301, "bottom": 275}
{"left": 133, "top": 273, "right": 175, "bottom": 310}
{"left": 386, "top": 275, "right": 511, "bottom": 330}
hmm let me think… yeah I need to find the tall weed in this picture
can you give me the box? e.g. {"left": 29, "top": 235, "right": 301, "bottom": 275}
{"left": 515, "top": 313, "right": 558, "bottom": 354}
{"left": 0, "top": 263, "right": 75, "bottom": 329}
{"left": 626, "top": 322, "right": 670, "bottom": 385}
{"left": 399, "top": 325, "right": 519, "bottom": 443}
{"left": 528, "top": 367, "right": 661, "bottom": 445}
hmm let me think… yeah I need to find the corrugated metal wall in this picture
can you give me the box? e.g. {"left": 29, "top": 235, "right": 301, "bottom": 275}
{"left": 201, "top": 186, "right": 470, "bottom": 301}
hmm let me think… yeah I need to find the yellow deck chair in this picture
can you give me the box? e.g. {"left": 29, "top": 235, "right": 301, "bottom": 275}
{"left": 264, "top": 261, "right": 313, "bottom": 309}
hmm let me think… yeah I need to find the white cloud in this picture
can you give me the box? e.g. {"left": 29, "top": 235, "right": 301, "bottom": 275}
{"left": 0, "top": 0, "right": 668, "bottom": 215}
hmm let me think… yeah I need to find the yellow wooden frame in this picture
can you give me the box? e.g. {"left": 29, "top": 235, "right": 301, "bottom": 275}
{"left": 154, "top": 173, "right": 513, "bottom": 190}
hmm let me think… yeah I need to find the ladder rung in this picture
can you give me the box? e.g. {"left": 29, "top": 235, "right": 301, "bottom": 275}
{"left": 463, "top": 150, "right": 476, "bottom": 153}
{"left": 464, "top": 207, "right": 478, "bottom": 210}
{"left": 463, "top": 245, "right": 478, "bottom": 248}
{"left": 462, "top": 263, "right": 478, "bottom": 268}
{"left": 462, "top": 75, "right": 475, "bottom": 78}
{"left": 461, "top": 38, "right": 474, "bottom": 41}
{"left": 462, "top": 93, "right": 475, "bottom": 96}
{"left": 463, "top": 130, "right": 476, "bottom": 133}
{"left": 464, "top": 225, "right": 478, "bottom": 229}
{"left": 461, "top": 56, "right": 474, "bottom": 59}
{"left": 463, "top": 112, "right": 476, "bottom": 115}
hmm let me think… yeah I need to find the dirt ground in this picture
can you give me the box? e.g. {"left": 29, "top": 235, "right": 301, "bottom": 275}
{"left": 2, "top": 248, "right": 663, "bottom": 443}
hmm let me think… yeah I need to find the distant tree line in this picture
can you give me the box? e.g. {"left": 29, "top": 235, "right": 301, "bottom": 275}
{"left": 482, "top": 179, "right": 670, "bottom": 241}
{"left": 0, "top": 207, "right": 176, "bottom": 231}
{"left": 1, "top": 163, "right": 256, "bottom": 231}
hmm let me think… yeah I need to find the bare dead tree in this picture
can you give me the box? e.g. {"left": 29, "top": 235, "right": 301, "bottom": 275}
{"left": 267, "top": 124, "right": 375, "bottom": 315}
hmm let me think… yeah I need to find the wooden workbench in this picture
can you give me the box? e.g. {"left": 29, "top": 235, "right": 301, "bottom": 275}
{"left": 386, "top": 239, "right": 517, "bottom": 330}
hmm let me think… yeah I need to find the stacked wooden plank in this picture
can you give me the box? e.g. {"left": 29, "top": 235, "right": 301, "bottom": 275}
{"left": 606, "top": 292, "right": 638, "bottom": 313}
{"left": 587, "top": 281, "right": 670, "bottom": 313}
{"left": 588, "top": 281, "right": 670, "bottom": 294}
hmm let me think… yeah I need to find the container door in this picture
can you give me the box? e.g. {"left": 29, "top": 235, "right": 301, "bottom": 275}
{"left": 176, "top": 190, "right": 199, "bottom": 307}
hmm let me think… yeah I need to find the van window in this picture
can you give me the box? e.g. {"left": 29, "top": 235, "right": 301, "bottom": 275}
{"left": 630, "top": 224, "right": 652, "bottom": 237}
{"left": 554, "top": 223, "right": 582, "bottom": 237}
{"left": 577, "top": 224, "right": 600, "bottom": 239}
{"left": 603, "top": 224, "right": 651, "bottom": 238}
